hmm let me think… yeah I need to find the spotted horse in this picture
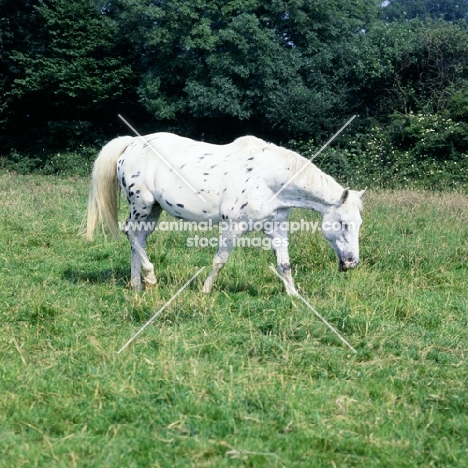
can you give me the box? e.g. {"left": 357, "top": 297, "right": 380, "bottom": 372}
{"left": 84, "top": 132, "right": 365, "bottom": 295}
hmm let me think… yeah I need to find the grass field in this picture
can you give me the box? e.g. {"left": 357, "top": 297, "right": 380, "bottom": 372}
{"left": 0, "top": 172, "right": 467, "bottom": 467}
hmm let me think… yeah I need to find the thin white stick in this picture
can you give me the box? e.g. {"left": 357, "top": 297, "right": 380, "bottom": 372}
{"left": 268, "top": 115, "right": 357, "bottom": 202}
{"left": 117, "top": 266, "right": 206, "bottom": 354}
{"left": 269, "top": 265, "right": 357, "bottom": 353}
{"left": 118, "top": 114, "right": 207, "bottom": 203}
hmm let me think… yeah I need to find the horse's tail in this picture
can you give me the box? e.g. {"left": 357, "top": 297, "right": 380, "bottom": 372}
{"left": 84, "top": 136, "right": 134, "bottom": 240}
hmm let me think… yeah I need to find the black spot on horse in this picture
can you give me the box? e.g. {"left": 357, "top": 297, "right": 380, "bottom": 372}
{"left": 203, "top": 210, "right": 207, "bottom": 214}
{"left": 165, "top": 200, "right": 173, "bottom": 206}
{"left": 240, "top": 202, "right": 248, "bottom": 209}
{"left": 247, "top": 167, "right": 253, "bottom": 172}
{"left": 248, "top": 157, "right": 254, "bottom": 160}
{"left": 128, "top": 183, "right": 135, "bottom": 189}
{"left": 136, "top": 190, "right": 141, "bottom": 194}
{"left": 121, "top": 176, "right": 127, "bottom": 188}
{"left": 129, "top": 191, "right": 134, "bottom": 197}
{"left": 131, "top": 172, "right": 140, "bottom": 178}
{"left": 204, "top": 173, "right": 209, "bottom": 176}
{"left": 176, "top": 203, "right": 184, "bottom": 208}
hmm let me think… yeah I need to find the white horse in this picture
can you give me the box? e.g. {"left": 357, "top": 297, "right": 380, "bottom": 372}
{"left": 85, "top": 133, "right": 365, "bottom": 295}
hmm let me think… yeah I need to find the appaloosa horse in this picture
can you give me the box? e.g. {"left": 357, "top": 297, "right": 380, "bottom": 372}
{"left": 85, "top": 133, "right": 365, "bottom": 295}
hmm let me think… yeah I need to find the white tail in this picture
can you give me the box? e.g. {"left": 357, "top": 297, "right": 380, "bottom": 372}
{"left": 84, "top": 136, "right": 134, "bottom": 240}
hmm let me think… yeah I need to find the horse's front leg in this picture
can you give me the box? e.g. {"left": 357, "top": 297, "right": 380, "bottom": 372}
{"left": 202, "top": 231, "right": 236, "bottom": 293}
{"left": 265, "top": 228, "right": 298, "bottom": 296}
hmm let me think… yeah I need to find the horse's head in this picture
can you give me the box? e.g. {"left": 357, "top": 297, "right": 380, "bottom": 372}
{"left": 321, "top": 188, "right": 365, "bottom": 272}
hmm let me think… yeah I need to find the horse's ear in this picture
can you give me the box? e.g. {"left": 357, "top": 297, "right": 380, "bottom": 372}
{"left": 354, "top": 188, "right": 367, "bottom": 199}
{"left": 340, "top": 188, "right": 350, "bottom": 204}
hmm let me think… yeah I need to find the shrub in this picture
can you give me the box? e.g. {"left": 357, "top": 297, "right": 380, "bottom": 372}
{"left": 0, "top": 145, "right": 97, "bottom": 176}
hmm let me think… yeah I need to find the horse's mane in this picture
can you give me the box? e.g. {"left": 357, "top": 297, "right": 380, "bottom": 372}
{"left": 269, "top": 141, "right": 363, "bottom": 211}
{"left": 232, "top": 136, "right": 363, "bottom": 211}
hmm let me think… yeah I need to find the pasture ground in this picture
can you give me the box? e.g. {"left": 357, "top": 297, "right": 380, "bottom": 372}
{"left": 0, "top": 173, "right": 467, "bottom": 467}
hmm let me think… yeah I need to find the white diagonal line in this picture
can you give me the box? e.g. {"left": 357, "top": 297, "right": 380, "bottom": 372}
{"left": 118, "top": 114, "right": 207, "bottom": 203}
{"left": 268, "top": 265, "right": 357, "bottom": 353}
{"left": 117, "top": 266, "right": 206, "bottom": 354}
{"left": 268, "top": 115, "right": 357, "bottom": 203}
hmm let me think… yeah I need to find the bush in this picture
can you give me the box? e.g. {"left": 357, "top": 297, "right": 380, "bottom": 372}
{"left": 289, "top": 113, "right": 468, "bottom": 191}
{"left": 0, "top": 145, "right": 97, "bottom": 176}
{"left": 389, "top": 112, "right": 468, "bottom": 161}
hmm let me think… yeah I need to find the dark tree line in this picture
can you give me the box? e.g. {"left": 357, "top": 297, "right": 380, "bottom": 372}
{"left": 1, "top": 0, "right": 468, "bottom": 186}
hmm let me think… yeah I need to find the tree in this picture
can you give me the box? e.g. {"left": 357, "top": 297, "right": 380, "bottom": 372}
{"left": 112, "top": 0, "right": 377, "bottom": 141}
{"left": 381, "top": 0, "right": 468, "bottom": 22}
{"left": 350, "top": 19, "right": 468, "bottom": 117}
{"left": 1, "top": 0, "right": 139, "bottom": 152}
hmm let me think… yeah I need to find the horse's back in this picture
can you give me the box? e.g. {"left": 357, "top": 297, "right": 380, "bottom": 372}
{"left": 137, "top": 132, "right": 271, "bottom": 157}
{"left": 117, "top": 131, "right": 294, "bottom": 210}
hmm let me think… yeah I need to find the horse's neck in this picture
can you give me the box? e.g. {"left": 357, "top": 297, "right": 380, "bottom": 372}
{"left": 277, "top": 157, "right": 343, "bottom": 214}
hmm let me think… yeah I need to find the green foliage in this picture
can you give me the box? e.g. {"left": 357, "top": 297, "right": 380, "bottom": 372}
{"left": 381, "top": 0, "right": 468, "bottom": 22}
{"left": 0, "top": 0, "right": 139, "bottom": 152}
{"left": 389, "top": 112, "right": 468, "bottom": 158}
{"left": 0, "top": 146, "right": 97, "bottom": 176}
{"left": 290, "top": 112, "right": 468, "bottom": 190}
{"left": 350, "top": 18, "right": 468, "bottom": 117}
{"left": 9, "top": 1, "right": 132, "bottom": 104}
{"left": 113, "top": 0, "right": 377, "bottom": 140}
{"left": 1, "top": 0, "right": 468, "bottom": 190}
{"left": 327, "top": 18, "right": 468, "bottom": 189}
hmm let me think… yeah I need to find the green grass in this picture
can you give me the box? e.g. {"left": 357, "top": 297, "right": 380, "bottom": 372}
{"left": 0, "top": 173, "right": 467, "bottom": 467}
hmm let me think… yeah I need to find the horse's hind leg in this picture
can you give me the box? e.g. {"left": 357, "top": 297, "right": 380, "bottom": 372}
{"left": 123, "top": 204, "right": 162, "bottom": 290}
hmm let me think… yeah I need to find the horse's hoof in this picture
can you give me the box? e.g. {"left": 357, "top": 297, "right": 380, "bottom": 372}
{"left": 129, "top": 281, "right": 143, "bottom": 291}
{"left": 144, "top": 279, "right": 157, "bottom": 289}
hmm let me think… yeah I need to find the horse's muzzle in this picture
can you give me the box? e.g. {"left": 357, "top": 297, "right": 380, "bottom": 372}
{"left": 338, "top": 259, "right": 359, "bottom": 272}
